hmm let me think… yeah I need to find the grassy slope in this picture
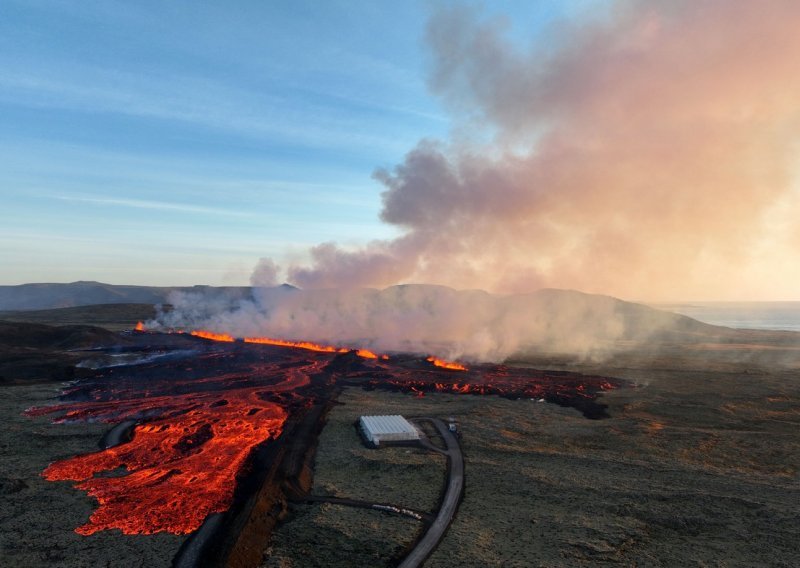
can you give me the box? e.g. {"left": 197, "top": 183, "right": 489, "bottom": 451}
{"left": 0, "top": 304, "right": 157, "bottom": 332}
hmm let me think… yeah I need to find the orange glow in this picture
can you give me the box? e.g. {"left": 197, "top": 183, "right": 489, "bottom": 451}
{"left": 26, "top": 352, "right": 320, "bottom": 536}
{"left": 28, "top": 339, "right": 622, "bottom": 536}
{"left": 426, "top": 356, "right": 468, "bottom": 371}
{"left": 35, "top": 388, "right": 286, "bottom": 535}
{"left": 190, "top": 330, "right": 235, "bottom": 342}
{"left": 188, "top": 329, "right": 384, "bottom": 359}
{"left": 243, "top": 335, "right": 346, "bottom": 353}
{"left": 355, "top": 349, "right": 379, "bottom": 359}
{"left": 134, "top": 321, "right": 144, "bottom": 332}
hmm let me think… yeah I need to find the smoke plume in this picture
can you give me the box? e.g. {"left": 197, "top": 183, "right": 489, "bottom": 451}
{"left": 158, "top": 1, "right": 800, "bottom": 361}
{"left": 250, "top": 258, "right": 281, "bottom": 287}
{"left": 287, "top": 0, "right": 800, "bottom": 301}
{"left": 156, "top": 285, "right": 702, "bottom": 362}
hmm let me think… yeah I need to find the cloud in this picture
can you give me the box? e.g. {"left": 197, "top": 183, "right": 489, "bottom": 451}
{"left": 155, "top": 1, "right": 800, "bottom": 362}
{"left": 284, "top": 0, "right": 800, "bottom": 301}
{"left": 53, "top": 195, "right": 254, "bottom": 218}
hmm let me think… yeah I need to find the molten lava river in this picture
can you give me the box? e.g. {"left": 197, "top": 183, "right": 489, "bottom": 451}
{"left": 27, "top": 331, "right": 624, "bottom": 537}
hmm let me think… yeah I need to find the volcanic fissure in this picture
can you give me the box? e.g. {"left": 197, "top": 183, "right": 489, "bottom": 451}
{"left": 26, "top": 329, "right": 625, "bottom": 564}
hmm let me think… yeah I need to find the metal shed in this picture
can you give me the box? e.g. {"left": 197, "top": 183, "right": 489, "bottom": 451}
{"left": 359, "top": 415, "right": 420, "bottom": 447}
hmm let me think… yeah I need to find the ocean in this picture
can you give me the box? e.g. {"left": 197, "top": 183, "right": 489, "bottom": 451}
{"left": 653, "top": 302, "right": 800, "bottom": 332}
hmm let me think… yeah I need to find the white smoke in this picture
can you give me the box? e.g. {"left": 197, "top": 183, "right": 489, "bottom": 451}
{"left": 250, "top": 258, "right": 281, "bottom": 287}
{"left": 155, "top": 2, "right": 800, "bottom": 361}
{"left": 283, "top": 1, "right": 800, "bottom": 301}
{"left": 153, "top": 284, "right": 696, "bottom": 362}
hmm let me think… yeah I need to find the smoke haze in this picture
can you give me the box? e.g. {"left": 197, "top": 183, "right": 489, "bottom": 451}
{"left": 286, "top": 0, "right": 800, "bottom": 301}
{"left": 157, "top": 1, "right": 800, "bottom": 361}
{"left": 155, "top": 285, "right": 718, "bottom": 362}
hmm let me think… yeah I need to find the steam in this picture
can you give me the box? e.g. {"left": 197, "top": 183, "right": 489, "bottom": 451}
{"left": 250, "top": 258, "right": 280, "bottom": 287}
{"left": 154, "top": 285, "right": 697, "bottom": 362}
{"left": 158, "top": 1, "right": 800, "bottom": 361}
{"left": 286, "top": 1, "right": 800, "bottom": 301}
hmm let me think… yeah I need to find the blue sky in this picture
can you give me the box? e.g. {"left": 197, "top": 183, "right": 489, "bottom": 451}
{"left": 0, "top": 0, "right": 597, "bottom": 286}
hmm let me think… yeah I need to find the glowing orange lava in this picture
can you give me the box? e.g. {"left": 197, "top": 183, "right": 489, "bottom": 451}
{"left": 34, "top": 388, "right": 286, "bottom": 535}
{"left": 189, "top": 329, "right": 385, "bottom": 359}
{"left": 28, "top": 335, "right": 623, "bottom": 537}
{"left": 243, "top": 335, "right": 346, "bottom": 352}
{"left": 426, "top": 356, "right": 468, "bottom": 371}
{"left": 190, "top": 330, "right": 235, "bottom": 342}
{"left": 27, "top": 351, "right": 322, "bottom": 536}
{"left": 355, "top": 349, "right": 379, "bottom": 359}
{"left": 134, "top": 321, "right": 144, "bottom": 331}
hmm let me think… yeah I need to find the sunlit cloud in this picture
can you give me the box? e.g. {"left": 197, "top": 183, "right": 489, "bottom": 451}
{"left": 285, "top": 1, "right": 800, "bottom": 301}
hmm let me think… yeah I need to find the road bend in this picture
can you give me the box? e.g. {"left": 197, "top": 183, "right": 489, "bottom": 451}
{"left": 399, "top": 418, "right": 464, "bottom": 568}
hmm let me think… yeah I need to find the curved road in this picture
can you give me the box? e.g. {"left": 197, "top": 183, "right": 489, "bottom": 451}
{"left": 302, "top": 495, "right": 433, "bottom": 523}
{"left": 399, "top": 418, "right": 464, "bottom": 568}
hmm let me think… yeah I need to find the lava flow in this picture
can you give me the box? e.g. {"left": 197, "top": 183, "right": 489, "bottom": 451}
{"left": 27, "top": 345, "right": 321, "bottom": 535}
{"left": 426, "top": 356, "right": 468, "bottom": 371}
{"left": 186, "top": 328, "right": 382, "bottom": 360}
{"left": 35, "top": 389, "right": 286, "bottom": 535}
{"left": 242, "top": 334, "right": 380, "bottom": 359}
{"left": 190, "top": 330, "right": 235, "bottom": 342}
{"left": 28, "top": 331, "right": 626, "bottom": 537}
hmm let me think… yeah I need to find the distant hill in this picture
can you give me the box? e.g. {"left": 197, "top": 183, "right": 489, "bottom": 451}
{"left": 0, "top": 281, "right": 251, "bottom": 310}
{"left": 0, "top": 303, "right": 160, "bottom": 331}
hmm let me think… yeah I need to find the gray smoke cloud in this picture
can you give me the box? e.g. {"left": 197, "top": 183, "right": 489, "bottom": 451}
{"left": 154, "top": 284, "right": 708, "bottom": 362}
{"left": 250, "top": 258, "right": 281, "bottom": 287}
{"left": 157, "top": 1, "right": 800, "bottom": 361}
{"left": 286, "top": 1, "right": 800, "bottom": 301}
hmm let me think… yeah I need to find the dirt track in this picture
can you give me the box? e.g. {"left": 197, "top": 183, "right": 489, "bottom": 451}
{"left": 398, "top": 418, "right": 463, "bottom": 568}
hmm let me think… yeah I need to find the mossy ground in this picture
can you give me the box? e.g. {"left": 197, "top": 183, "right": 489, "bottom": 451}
{"left": 0, "top": 383, "right": 184, "bottom": 568}
{"left": 264, "top": 363, "right": 800, "bottom": 567}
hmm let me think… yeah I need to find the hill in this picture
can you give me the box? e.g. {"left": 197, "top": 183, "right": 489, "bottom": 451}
{"left": 0, "top": 303, "right": 159, "bottom": 331}
{"left": 0, "top": 320, "right": 128, "bottom": 384}
{"left": 0, "top": 281, "right": 250, "bottom": 310}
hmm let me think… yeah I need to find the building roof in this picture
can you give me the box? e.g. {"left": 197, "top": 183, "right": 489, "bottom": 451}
{"left": 360, "top": 415, "right": 419, "bottom": 437}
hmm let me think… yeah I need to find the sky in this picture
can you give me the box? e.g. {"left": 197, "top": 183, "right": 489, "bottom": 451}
{"left": 0, "top": 0, "right": 431, "bottom": 284}
{"left": 2, "top": 1, "right": 799, "bottom": 301}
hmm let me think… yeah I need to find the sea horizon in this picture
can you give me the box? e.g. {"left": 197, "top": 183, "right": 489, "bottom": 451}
{"left": 653, "top": 301, "right": 800, "bottom": 332}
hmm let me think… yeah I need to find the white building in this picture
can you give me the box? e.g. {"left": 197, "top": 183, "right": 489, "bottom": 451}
{"left": 359, "top": 415, "right": 420, "bottom": 447}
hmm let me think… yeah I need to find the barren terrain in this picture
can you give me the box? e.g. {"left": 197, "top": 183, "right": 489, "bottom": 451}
{"left": 0, "top": 299, "right": 798, "bottom": 567}
{"left": 0, "top": 383, "right": 184, "bottom": 567}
